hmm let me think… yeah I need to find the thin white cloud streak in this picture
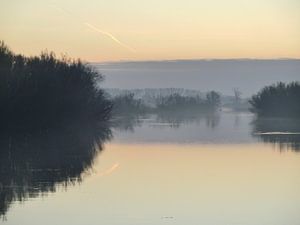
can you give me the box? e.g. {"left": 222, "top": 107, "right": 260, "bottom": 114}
{"left": 84, "top": 22, "right": 136, "bottom": 53}
{"left": 95, "top": 163, "right": 120, "bottom": 177}
{"left": 51, "top": 5, "right": 136, "bottom": 53}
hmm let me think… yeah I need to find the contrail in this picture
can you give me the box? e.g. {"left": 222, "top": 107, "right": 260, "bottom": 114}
{"left": 84, "top": 22, "right": 136, "bottom": 53}
{"left": 51, "top": 5, "right": 136, "bottom": 53}
{"left": 96, "top": 163, "right": 120, "bottom": 177}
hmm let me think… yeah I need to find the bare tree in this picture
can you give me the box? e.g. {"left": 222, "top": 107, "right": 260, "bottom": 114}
{"left": 233, "top": 88, "right": 242, "bottom": 105}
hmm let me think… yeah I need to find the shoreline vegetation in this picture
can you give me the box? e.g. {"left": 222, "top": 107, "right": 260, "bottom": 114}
{"left": 0, "top": 41, "right": 112, "bottom": 131}
{"left": 0, "top": 40, "right": 299, "bottom": 126}
{"left": 110, "top": 91, "right": 221, "bottom": 116}
{"left": 0, "top": 41, "right": 113, "bottom": 217}
{"left": 250, "top": 82, "right": 300, "bottom": 117}
{"left": 108, "top": 81, "right": 300, "bottom": 119}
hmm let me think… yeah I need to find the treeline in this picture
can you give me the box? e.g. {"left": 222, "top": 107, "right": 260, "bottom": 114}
{"left": 250, "top": 82, "right": 300, "bottom": 117}
{"left": 110, "top": 91, "right": 220, "bottom": 116}
{"left": 111, "top": 93, "right": 150, "bottom": 115}
{"left": 0, "top": 41, "right": 112, "bottom": 129}
{"left": 156, "top": 91, "right": 220, "bottom": 112}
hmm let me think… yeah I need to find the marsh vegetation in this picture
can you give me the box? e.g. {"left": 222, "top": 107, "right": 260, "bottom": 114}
{"left": 0, "top": 42, "right": 113, "bottom": 218}
{"left": 250, "top": 82, "right": 300, "bottom": 117}
{"left": 0, "top": 41, "right": 112, "bottom": 130}
{"left": 109, "top": 90, "right": 221, "bottom": 117}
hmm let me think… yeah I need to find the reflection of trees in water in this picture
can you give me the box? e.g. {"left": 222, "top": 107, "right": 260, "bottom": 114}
{"left": 111, "top": 111, "right": 220, "bottom": 131}
{"left": 251, "top": 118, "right": 300, "bottom": 152}
{"left": 234, "top": 114, "right": 240, "bottom": 128}
{"left": 205, "top": 113, "right": 220, "bottom": 129}
{"left": 0, "top": 120, "right": 111, "bottom": 218}
{"left": 111, "top": 115, "right": 145, "bottom": 132}
{"left": 156, "top": 111, "right": 220, "bottom": 129}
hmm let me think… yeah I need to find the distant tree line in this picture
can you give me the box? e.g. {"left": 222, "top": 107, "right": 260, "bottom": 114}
{"left": 111, "top": 93, "right": 150, "bottom": 115}
{"left": 0, "top": 41, "right": 112, "bottom": 130}
{"left": 250, "top": 82, "right": 300, "bottom": 117}
{"left": 156, "top": 91, "right": 220, "bottom": 112}
{"left": 110, "top": 91, "right": 220, "bottom": 116}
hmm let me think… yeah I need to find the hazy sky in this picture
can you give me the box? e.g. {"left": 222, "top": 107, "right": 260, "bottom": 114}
{"left": 1, "top": 0, "right": 299, "bottom": 61}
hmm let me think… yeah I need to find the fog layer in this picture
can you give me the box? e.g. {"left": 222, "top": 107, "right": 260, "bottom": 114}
{"left": 94, "top": 59, "right": 300, "bottom": 97}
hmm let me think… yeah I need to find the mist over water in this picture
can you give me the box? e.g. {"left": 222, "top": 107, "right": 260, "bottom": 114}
{"left": 2, "top": 111, "right": 300, "bottom": 225}
{"left": 93, "top": 59, "right": 300, "bottom": 97}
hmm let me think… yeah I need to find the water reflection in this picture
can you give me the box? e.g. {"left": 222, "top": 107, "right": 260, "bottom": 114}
{"left": 2, "top": 111, "right": 300, "bottom": 221}
{"left": 112, "top": 111, "right": 254, "bottom": 144}
{"left": 112, "top": 112, "right": 300, "bottom": 151}
{"left": 112, "top": 111, "right": 220, "bottom": 132}
{"left": 156, "top": 111, "right": 220, "bottom": 129}
{"left": 111, "top": 115, "right": 143, "bottom": 132}
{"left": 252, "top": 118, "right": 300, "bottom": 151}
{"left": 0, "top": 120, "right": 111, "bottom": 217}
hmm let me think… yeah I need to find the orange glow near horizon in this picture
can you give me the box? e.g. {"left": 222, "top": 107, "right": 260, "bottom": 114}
{"left": 1, "top": 0, "right": 300, "bottom": 62}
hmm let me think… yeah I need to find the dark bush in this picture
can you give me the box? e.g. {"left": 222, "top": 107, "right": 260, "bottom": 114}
{"left": 0, "top": 41, "right": 112, "bottom": 129}
{"left": 249, "top": 82, "right": 300, "bottom": 117}
{"left": 155, "top": 92, "right": 220, "bottom": 112}
{"left": 111, "top": 93, "right": 149, "bottom": 115}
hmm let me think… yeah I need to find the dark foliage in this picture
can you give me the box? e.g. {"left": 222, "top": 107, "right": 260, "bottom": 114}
{"left": 0, "top": 42, "right": 113, "bottom": 218}
{"left": 155, "top": 91, "right": 220, "bottom": 112}
{"left": 0, "top": 41, "right": 112, "bottom": 130}
{"left": 111, "top": 93, "right": 149, "bottom": 116}
{"left": 249, "top": 82, "right": 300, "bottom": 117}
{"left": 205, "top": 91, "right": 221, "bottom": 110}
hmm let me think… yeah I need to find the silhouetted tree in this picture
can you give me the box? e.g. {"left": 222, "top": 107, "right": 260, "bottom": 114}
{"left": 233, "top": 88, "right": 242, "bottom": 105}
{"left": 249, "top": 82, "right": 300, "bottom": 117}
{"left": 206, "top": 91, "right": 221, "bottom": 110}
{"left": 155, "top": 93, "right": 208, "bottom": 111}
{"left": 111, "top": 93, "right": 149, "bottom": 115}
{"left": 0, "top": 41, "right": 112, "bottom": 130}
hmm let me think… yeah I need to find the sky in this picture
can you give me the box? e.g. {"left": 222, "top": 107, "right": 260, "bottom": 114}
{"left": 1, "top": 0, "right": 300, "bottom": 62}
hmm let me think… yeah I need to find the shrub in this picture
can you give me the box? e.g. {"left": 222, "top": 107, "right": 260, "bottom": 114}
{"left": 249, "top": 82, "right": 300, "bottom": 117}
{"left": 0, "top": 41, "right": 112, "bottom": 129}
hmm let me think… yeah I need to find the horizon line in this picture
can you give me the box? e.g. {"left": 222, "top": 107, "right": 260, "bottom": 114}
{"left": 90, "top": 57, "right": 300, "bottom": 64}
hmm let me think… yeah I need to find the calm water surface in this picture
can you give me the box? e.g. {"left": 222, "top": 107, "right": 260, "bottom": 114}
{"left": 1, "top": 112, "right": 300, "bottom": 225}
